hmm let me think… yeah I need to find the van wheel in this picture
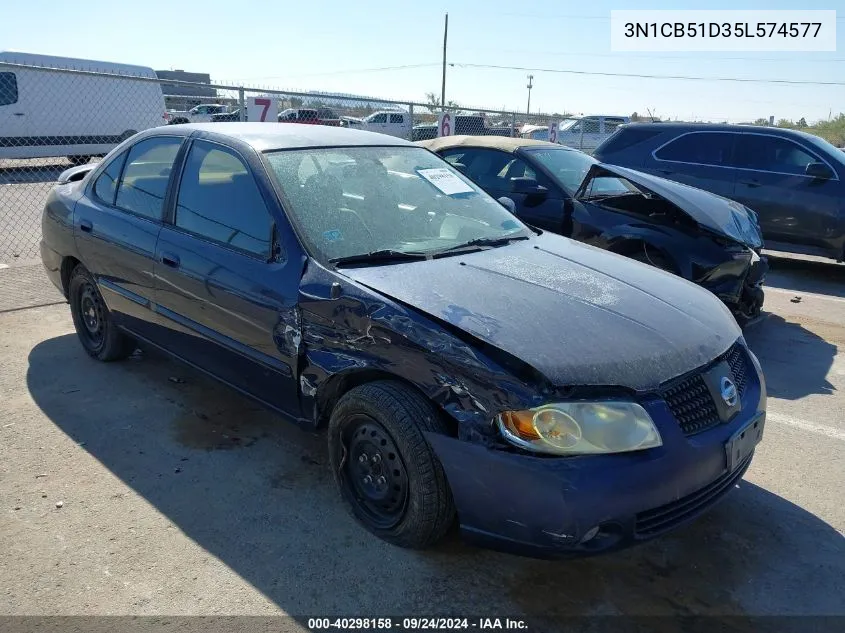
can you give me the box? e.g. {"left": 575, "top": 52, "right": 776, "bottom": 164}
{"left": 328, "top": 381, "right": 456, "bottom": 549}
{"left": 68, "top": 265, "right": 136, "bottom": 361}
{"left": 67, "top": 156, "right": 91, "bottom": 166}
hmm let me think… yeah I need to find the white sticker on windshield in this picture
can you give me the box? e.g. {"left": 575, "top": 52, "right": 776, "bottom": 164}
{"left": 417, "top": 168, "right": 474, "bottom": 195}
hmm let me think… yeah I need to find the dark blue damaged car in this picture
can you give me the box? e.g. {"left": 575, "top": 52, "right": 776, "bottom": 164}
{"left": 41, "top": 123, "right": 767, "bottom": 558}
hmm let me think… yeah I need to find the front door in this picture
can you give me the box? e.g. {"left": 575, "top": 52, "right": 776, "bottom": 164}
{"left": 731, "top": 133, "right": 843, "bottom": 252}
{"left": 153, "top": 138, "right": 300, "bottom": 415}
{"left": 0, "top": 71, "right": 27, "bottom": 158}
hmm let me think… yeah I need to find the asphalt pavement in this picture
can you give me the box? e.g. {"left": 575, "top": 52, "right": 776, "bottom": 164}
{"left": 0, "top": 254, "right": 842, "bottom": 630}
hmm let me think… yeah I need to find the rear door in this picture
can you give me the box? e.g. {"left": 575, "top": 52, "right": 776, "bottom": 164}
{"left": 74, "top": 134, "right": 184, "bottom": 337}
{"left": 389, "top": 113, "right": 406, "bottom": 138}
{"left": 640, "top": 131, "right": 739, "bottom": 200}
{"left": 367, "top": 112, "right": 388, "bottom": 134}
{"left": 731, "top": 133, "right": 843, "bottom": 251}
{"left": 153, "top": 138, "right": 300, "bottom": 415}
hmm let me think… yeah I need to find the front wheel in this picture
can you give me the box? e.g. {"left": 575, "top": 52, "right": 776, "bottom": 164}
{"left": 328, "top": 381, "right": 456, "bottom": 549}
{"left": 68, "top": 265, "right": 136, "bottom": 361}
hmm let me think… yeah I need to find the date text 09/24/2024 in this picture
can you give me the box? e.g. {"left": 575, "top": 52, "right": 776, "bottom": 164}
{"left": 307, "top": 618, "right": 528, "bottom": 630}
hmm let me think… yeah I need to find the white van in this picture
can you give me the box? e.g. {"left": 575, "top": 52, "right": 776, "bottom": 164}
{"left": 0, "top": 52, "right": 166, "bottom": 163}
{"left": 361, "top": 110, "right": 411, "bottom": 138}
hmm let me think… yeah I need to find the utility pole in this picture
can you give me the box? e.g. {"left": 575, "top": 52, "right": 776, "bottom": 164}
{"left": 526, "top": 74, "right": 534, "bottom": 115}
{"left": 441, "top": 13, "right": 448, "bottom": 109}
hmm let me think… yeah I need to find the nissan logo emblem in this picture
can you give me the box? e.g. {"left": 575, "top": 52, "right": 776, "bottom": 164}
{"left": 720, "top": 376, "right": 738, "bottom": 408}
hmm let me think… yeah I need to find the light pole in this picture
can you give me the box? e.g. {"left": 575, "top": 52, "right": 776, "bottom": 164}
{"left": 526, "top": 74, "right": 534, "bottom": 115}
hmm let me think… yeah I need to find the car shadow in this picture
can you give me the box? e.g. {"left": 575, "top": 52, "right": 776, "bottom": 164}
{"left": 744, "top": 313, "right": 836, "bottom": 399}
{"left": 0, "top": 163, "right": 69, "bottom": 184}
{"left": 26, "top": 334, "right": 845, "bottom": 623}
{"left": 765, "top": 254, "right": 845, "bottom": 299}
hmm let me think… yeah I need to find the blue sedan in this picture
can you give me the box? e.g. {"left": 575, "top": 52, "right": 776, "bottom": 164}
{"left": 40, "top": 123, "right": 766, "bottom": 557}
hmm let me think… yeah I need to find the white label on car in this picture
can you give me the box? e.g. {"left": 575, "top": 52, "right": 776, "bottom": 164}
{"left": 417, "top": 168, "right": 474, "bottom": 195}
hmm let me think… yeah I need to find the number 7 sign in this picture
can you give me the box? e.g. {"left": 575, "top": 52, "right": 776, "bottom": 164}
{"left": 247, "top": 97, "right": 275, "bottom": 122}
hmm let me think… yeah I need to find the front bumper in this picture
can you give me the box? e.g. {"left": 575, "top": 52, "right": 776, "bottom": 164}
{"left": 427, "top": 345, "right": 766, "bottom": 559}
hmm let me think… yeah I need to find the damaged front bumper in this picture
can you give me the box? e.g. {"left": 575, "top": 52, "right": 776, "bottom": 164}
{"left": 698, "top": 249, "right": 768, "bottom": 323}
{"left": 425, "top": 373, "right": 765, "bottom": 559}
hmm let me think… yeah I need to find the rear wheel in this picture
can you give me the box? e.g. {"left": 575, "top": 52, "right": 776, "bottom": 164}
{"left": 68, "top": 265, "right": 136, "bottom": 361}
{"left": 328, "top": 381, "right": 455, "bottom": 549}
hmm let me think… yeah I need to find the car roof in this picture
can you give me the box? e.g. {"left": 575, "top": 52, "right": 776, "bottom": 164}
{"left": 147, "top": 122, "right": 413, "bottom": 151}
{"left": 619, "top": 121, "right": 822, "bottom": 140}
{"left": 417, "top": 135, "right": 569, "bottom": 153}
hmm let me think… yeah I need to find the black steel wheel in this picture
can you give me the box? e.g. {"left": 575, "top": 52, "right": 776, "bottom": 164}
{"left": 328, "top": 381, "right": 456, "bottom": 549}
{"left": 68, "top": 265, "right": 136, "bottom": 361}
{"left": 341, "top": 416, "right": 409, "bottom": 529}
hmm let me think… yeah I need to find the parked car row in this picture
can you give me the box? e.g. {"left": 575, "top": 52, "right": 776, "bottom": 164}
{"left": 42, "top": 123, "right": 767, "bottom": 560}
{"left": 593, "top": 123, "right": 845, "bottom": 263}
{"left": 419, "top": 135, "right": 767, "bottom": 325}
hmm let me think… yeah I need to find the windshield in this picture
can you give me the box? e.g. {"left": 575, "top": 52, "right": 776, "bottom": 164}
{"left": 524, "top": 147, "right": 629, "bottom": 196}
{"left": 264, "top": 146, "right": 531, "bottom": 263}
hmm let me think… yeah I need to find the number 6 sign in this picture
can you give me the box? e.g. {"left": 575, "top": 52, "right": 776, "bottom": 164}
{"left": 437, "top": 112, "right": 453, "bottom": 137}
{"left": 247, "top": 97, "right": 275, "bottom": 122}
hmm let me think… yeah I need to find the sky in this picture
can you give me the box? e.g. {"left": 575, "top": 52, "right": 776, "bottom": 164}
{"left": 1, "top": 0, "right": 843, "bottom": 123}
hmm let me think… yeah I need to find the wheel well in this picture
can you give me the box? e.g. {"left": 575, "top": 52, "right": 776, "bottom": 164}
{"left": 315, "top": 369, "right": 458, "bottom": 437}
{"left": 60, "top": 256, "right": 80, "bottom": 298}
{"left": 610, "top": 239, "right": 676, "bottom": 272}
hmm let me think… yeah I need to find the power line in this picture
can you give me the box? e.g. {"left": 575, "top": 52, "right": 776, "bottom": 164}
{"left": 451, "top": 47, "right": 845, "bottom": 64}
{"left": 241, "top": 63, "right": 440, "bottom": 81}
{"left": 450, "top": 62, "right": 845, "bottom": 86}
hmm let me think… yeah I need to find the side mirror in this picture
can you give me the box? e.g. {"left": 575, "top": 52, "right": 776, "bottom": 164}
{"left": 805, "top": 161, "right": 834, "bottom": 180}
{"left": 509, "top": 177, "right": 548, "bottom": 198}
{"left": 497, "top": 196, "right": 516, "bottom": 213}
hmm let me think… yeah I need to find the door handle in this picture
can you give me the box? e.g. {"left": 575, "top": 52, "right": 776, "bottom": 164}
{"left": 79, "top": 219, "right": 93, "bottom": 233}
{"left": 657, "top": 169, "right": 673, "bottom": 175}
{"left": 740, "top": 181, "right": 761, "bottom": 188}
{"left": 160, "top": 252, "right": 180, "bottom": 268}
{"left": 13, "top": 112, "right": 24, "bottom": 116}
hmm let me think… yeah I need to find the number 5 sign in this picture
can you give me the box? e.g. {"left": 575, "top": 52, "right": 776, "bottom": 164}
{"left": 437, "top": 112, "right": 453, "bottom": 137}
{"left": 247, "top": 97, "right": 275, "bottom": 122}
{"left": 548, "top": 121, "right": 558, "bottom": 144}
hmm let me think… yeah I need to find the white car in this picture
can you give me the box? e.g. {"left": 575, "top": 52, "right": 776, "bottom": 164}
{"left": 361, "top": 110, "right": 411, "bottom": 138}
{"left": 552, "top": 115, "right": 630, "bottom": 153}
{"left": 165, "top": 103, "right": 230, "bottom": 125}
{"left": 0, "top": 51, "right": 166, "bottom": 164}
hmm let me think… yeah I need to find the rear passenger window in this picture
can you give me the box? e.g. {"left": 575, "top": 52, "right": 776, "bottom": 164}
{"left": 390, "top": 114, "right": 404, "bottom": 124}
{"left": 175, "top": 141, "right": 273, "bottom": 258}
{"left": 0, "top": 72, "right": 17, "bottom": 106}
{"left": 115, "top": 137, "right": 182, "bottom": 220}
{"left": 733, "top": 135, "right": 819, "bottom": 176}
{"left": 654, "top": 132, "right": 735, "bottom": 166}
{"left": 93, "top": 151, "right": 128, "bottom": 205}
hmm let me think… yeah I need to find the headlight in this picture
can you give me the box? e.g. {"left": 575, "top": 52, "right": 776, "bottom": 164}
{"left": 496, "top": 402, "right": 662, "bottom": 456}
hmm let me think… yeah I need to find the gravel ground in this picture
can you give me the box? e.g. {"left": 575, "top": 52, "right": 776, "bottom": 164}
{"left": 0, "top": 257, "right": 843, "bottom": 631}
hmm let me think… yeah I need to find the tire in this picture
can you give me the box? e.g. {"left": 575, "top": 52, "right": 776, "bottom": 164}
{"left": 328, "top": 381, "right": 456, "bottom": 549}
{"left": 68, "top": 265, "right": 136, "bottom": 361}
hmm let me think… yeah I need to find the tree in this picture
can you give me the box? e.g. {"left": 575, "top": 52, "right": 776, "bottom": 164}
{"left": 631, "top": 111, "right": 640, "bottom": 122}
{"left": 290, "top": 96, "right": 303, "bottom": 108}
{"left": 776, "top": 119, "right": 794, "bottom": 128}
{"left": 752, "top": 117, "right": 770, "bottom": 126}
{"left": 797, "top": 117, "right": 808, "bottom": 128}
{"left": 425, "top": 91, "right": 460, "bottom": 111}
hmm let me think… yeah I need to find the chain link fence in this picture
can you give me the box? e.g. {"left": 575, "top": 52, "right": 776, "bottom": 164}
{"left": 0, "top": 58, "right": 564, "bottom": 262}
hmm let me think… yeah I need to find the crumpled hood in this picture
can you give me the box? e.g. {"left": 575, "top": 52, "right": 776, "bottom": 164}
{"left": 577, "top": 164, "right": 764, "bottom": 248}
{"left": 342, "top": 234, "right": 741, "bottom": 392}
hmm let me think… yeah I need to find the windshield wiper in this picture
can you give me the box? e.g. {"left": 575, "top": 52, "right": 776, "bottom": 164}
{"left": 432, "top": 234, "right": 530, "bottom": 255}
{"left": 329, "top": 249, "right": 429, "bottom": 267}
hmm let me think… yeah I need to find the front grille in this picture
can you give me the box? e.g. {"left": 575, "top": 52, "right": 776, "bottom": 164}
{"left": 634, "top": 454, "right": 752, "bottom": 537}
{"left": 662, "top": 374, "right": 719, "bottom": 435}
{"left": 661, "top": 344, "right": 750, "bottom": 436}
